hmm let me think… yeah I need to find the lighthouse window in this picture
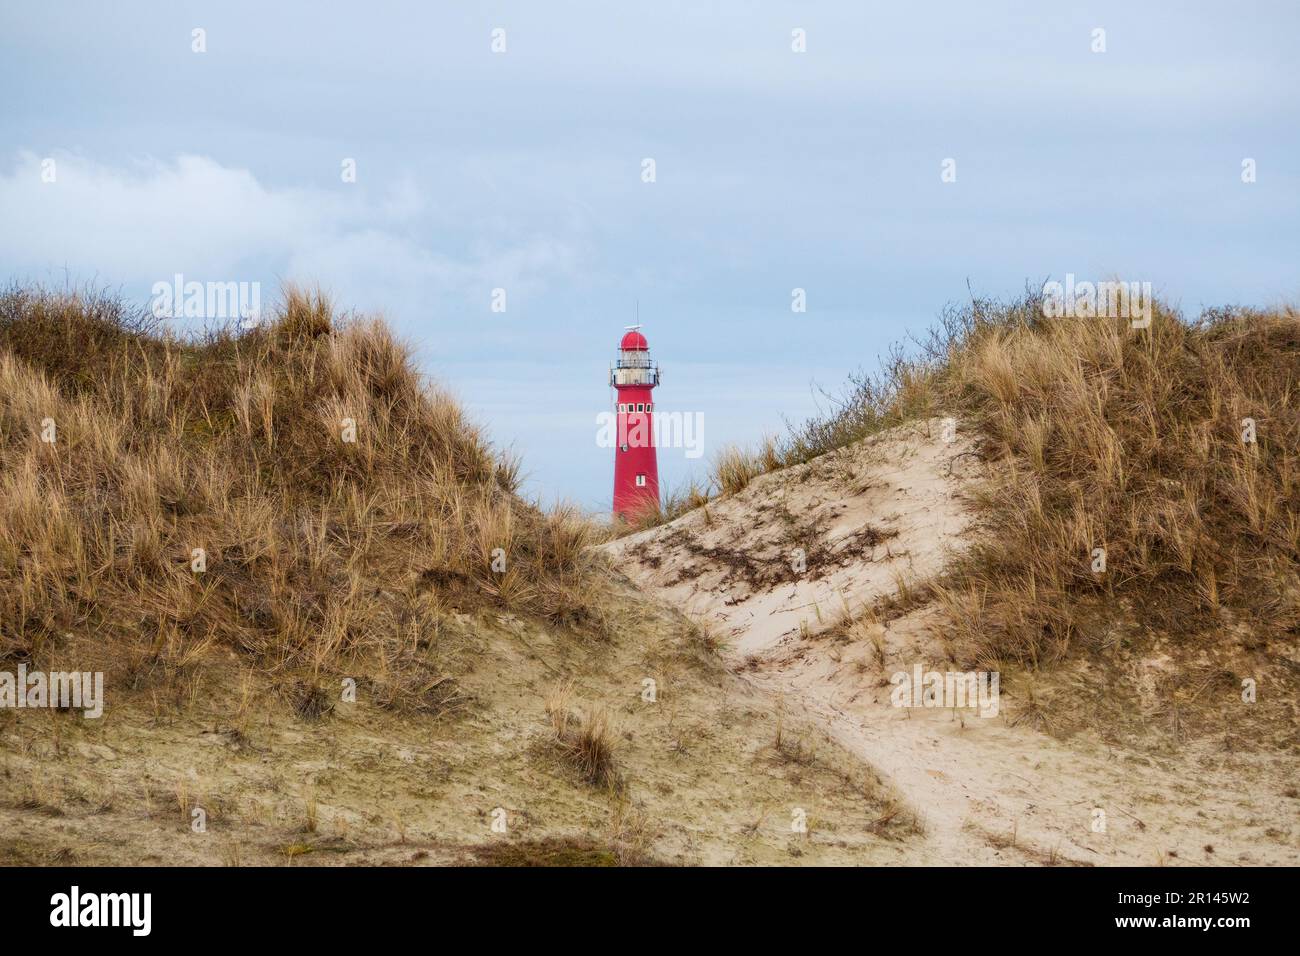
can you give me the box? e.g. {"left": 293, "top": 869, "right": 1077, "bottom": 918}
{"left": 635, "top": 474, "right": 647, "bottom": 487}
{"left": 636, "top": 403, "right": 645, "bottom": 412}
{"left": 618, "top": 403, "right": 626, "bottom": 413}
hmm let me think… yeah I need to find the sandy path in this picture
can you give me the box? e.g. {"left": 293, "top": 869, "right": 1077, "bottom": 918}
{"left": 746, "top": 611, "right": 1295, "bottom": 865}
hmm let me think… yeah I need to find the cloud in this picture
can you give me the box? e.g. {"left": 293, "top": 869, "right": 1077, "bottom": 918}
{"left": 0, "top": 151, "right": 586, "bottom": 336}
{"left": 0, "top": 152, "right": 332, "bottom": 278}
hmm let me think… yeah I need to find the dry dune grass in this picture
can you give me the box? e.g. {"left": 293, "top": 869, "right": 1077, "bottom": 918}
{"left": 782, "top": 291, "right": 1300, "bottom": 671}
{"left": 545, "top": 679, "right": 622, "bottom": 792}
{"left": 943, "top": 299, "right": 1300, "bottom": 669}
{"left": 0, "top": 285, "right": 610, "bottom": 710}
{"left": 711, "top": 441, "right": 770, "bottom": 497}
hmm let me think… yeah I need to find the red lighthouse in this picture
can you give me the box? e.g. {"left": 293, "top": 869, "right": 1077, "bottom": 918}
{"left": 610, "top": 325, "right": 661, "bottom": 520}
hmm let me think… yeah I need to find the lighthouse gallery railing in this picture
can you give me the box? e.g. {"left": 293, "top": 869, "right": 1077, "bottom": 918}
{"left": 610, "top": 360, "right": 660, "bottom": 387}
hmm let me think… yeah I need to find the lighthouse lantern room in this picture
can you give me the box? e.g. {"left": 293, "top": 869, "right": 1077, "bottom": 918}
{"left": 610, "top": 325, "right": 660, "bottom": 520}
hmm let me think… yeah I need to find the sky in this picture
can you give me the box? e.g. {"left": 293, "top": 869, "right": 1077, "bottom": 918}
{"left": 2, "top": 1, "right": 1297, "bottom": 510}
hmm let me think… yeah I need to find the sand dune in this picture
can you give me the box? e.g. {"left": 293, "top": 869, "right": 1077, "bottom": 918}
{"left": 606, "top": 420, "right": 1300, "bottom": 865}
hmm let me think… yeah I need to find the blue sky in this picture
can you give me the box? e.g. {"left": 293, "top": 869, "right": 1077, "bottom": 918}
{"left": 2, "top": 1, "right": 1297, "bottom": 509}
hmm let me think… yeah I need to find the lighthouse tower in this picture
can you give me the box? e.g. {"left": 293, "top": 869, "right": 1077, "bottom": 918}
{"left": 610, "top": 326, "right": 661, "bottom": 520}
